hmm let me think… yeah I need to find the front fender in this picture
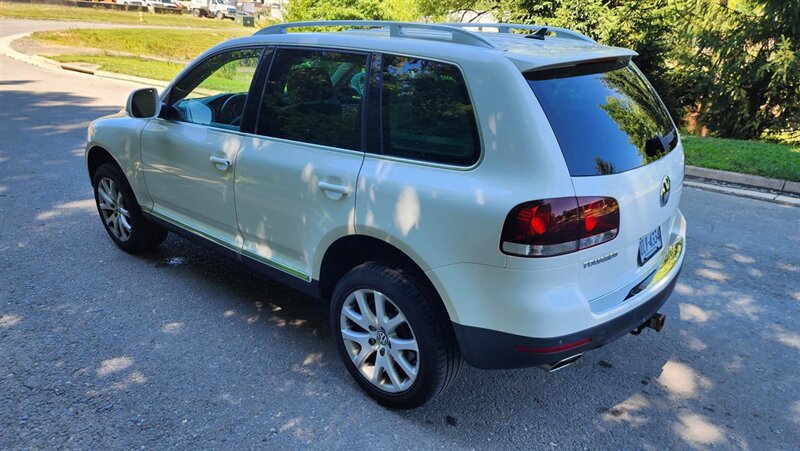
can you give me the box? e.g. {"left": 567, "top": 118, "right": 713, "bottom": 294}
{"left": 86, "top": 114, "right": 153, "bottom": 212}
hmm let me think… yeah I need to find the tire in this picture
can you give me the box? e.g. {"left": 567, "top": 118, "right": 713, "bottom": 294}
{"left": 192, "top": 8, "right": 201, "bottom": 17}
{"left": 92, "top": 163, "right": 167, "bottom": 253}
{"left": 215, "top": 10, "right": 224, "bottom": 19}
{"left": 330, "top": 262, "right": 462, "bottom": 408}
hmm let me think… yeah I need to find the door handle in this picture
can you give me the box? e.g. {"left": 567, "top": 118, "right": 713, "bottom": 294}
{"left": 318, "top": 181, "right": 352, "bottom": 195}
{"left": 210, "top": 156, "right": 231, "bottom": 170}
{"left": 318, "top": 181, "right": 352, "bottom": 200}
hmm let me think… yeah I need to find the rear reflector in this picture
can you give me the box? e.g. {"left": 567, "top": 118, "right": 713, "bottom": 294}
{"left": 514, "top": 338, "right": 591, "bottom": 354}
{"left": 501, "top": 196, "right": 619, "bottom": 257}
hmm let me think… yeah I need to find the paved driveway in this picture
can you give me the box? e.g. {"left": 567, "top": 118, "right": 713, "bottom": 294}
{"left": 1, "top": 18, "right": 798, "bottom": 450}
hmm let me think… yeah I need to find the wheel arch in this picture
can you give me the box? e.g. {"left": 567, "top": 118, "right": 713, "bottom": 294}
{"left": 318, "top": 235, "right": 452, "bottom": 324}
{"left": 86, "top": 144, "right": 152, "bottom": 213}
{"left": 87, "top": 145, "right": 122, "bottom": 182}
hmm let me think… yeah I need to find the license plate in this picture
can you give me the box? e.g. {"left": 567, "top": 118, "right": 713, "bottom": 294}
{"left": 638, "top": 227, "right": 663, "bottom": 266}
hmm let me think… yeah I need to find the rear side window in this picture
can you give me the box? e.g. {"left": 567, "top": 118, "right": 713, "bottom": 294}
{"left": 374, "top": 56, "right": 480, "bottom": 166}
{"left": 257, "top": 48, "right": 367, "bottom": 151}
{"left": 527, "top": 61, "right": 676, "bottom": 176}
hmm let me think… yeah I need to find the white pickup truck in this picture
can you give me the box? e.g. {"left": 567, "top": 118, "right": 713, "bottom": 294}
{"left": 180, "top": 0, "right": 239, "bottom": 19}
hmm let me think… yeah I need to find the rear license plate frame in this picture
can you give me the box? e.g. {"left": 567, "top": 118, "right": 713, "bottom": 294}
{"left": 638, "top": 227, "right": 663, "bottom": 266}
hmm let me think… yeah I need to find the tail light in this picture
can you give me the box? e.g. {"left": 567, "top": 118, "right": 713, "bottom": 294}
{"left": 500, "top": 196, "right": 619, "bottom": 257}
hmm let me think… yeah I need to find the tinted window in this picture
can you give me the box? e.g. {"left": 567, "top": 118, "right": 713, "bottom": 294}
{"left": 169, "top": 48, "right": 263, "bottom": 130}
{"left": 257, "top": 48, "right": 367, "bottom": 151}
{"left": 376, "top": 56, "right": 480, "bottom": 166}
{"left": 527, "top": 61, "right": 676, "bottom": 176}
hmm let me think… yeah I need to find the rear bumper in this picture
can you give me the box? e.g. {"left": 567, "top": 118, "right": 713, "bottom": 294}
{"left": 453, "top": 263, "right": 680, "bottom": 368}
{"left": 444, "top": 214, "right": 686, "bottom": 369}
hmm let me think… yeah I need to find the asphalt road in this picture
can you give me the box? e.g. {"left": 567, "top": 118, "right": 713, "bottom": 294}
{"left": 1, "top": 19, "right": 799, "bottom": 450}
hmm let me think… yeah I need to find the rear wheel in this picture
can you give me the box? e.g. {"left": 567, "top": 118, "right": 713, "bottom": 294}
{"left": 330, "top": 262, "right": 461, "bottom": 408}
{"left": 192, "top": 8, "right": 202, "bottom": 17}
{"left": 215, "top": 10, "right": 224, "bottom": 19}
{"left": 93, "top": 164, "right": 167, "bottom": 253}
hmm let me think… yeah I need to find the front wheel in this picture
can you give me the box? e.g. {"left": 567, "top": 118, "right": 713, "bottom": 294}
{"left": 215, "top": 10, "right": 224, "bottom": 19}
{"left": 330, "top": 263, "right": 461, "bottom": 408}
{"left": 93, "top": 164, "right": 167, "bottom": 253}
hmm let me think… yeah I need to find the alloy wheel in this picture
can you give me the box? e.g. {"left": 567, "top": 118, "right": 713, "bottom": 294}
{"left": 97, "top": 177, "right": 132, "bottom": 242}
{"left": 339, "top": 289, "right": 420, "bottom": 393}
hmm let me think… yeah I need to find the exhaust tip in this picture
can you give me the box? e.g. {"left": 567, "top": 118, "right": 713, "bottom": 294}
{"left": 540, "top": 353, "right": 583, "bottom": 373}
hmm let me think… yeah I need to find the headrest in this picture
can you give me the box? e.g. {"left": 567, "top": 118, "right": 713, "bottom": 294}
{"left": 287, "top": 66, "right": 334, "bottom": 103}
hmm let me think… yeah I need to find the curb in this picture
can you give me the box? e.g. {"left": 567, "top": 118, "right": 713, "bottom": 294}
{"left": 1, "top": 31, "right": 169, "bottom": 88}
{"left": 684, "top": 181, "right": 800, "bottom": 208}
{"left": 0, "top": 32, "right": 63, "bottom": 71}
{"left": 686, "top": 166, "right": 800, "bottom": 195}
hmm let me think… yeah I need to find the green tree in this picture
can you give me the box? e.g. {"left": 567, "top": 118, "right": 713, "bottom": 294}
{"left": 417, "top": 0, "right": 683, "bottom": 117}
{"left": 285, "top": 0, "right": 420, "bottom": 22}
{"left": 604, "top": 1, "right": 683, "bottom": 118}
{"left": 286, "top": 0, "right": 800, "bottom": 143}
{"left": 674, "top": 0, "right": 800, "bottom": 141}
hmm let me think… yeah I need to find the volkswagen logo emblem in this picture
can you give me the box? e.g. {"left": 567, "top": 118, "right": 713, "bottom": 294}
{"left": 660, "top": 176, "right": 671, "bottom": 207}
{"left": 377, "top": 330, "right": 389, "bottom": 346}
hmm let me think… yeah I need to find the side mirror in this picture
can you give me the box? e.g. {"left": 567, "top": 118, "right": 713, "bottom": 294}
{"left": 126, "top": 88, "right": 159, "bottom": 119}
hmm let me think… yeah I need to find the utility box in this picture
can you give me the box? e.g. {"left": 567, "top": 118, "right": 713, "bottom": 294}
{"left": 236, "top": 14, "right": 255, "bottom": 27}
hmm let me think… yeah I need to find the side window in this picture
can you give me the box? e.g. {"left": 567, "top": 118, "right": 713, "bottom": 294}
{"left": 257, "top": 48, "right": 368, "bottom": 151}
{"left": 168, "top": 47, "right": 263, "bottom": 130}
{"left": 378, "top": 56, "right": 480, "bottom": 166}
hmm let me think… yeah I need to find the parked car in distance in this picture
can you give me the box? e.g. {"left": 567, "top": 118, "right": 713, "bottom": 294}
{"left": 85, "top": 21, "right": 686, "bottom": 408}
{"left": 150, "top": 0, "right": 180, "bottom": 9}
{"left": 141, "top": 0, "right": 171, "bottom": 8}
{"left": 182, "top": 0, "right": 238, "bottom": 19}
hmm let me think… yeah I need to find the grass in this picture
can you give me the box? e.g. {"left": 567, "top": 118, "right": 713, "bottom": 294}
{"left": 682, "top": 134, "right": 800, "bottom": 181}
{"left": 38, "top": 27, "right": 255, "bottom": 86}
{"left": 49, "top": 54, "right": 184, "bottom": 81}
{"left": 0, "top": 2, "right": 247, "bottom": 28}
{"left": 33, "top": 28, "right": 249, "bottom": 61}
{"left": 50, "top": 53, "right": 253, "bottom": 93}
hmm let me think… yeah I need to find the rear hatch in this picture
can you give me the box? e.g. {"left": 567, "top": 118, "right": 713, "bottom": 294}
{"left": 526, "top": 58, "right": 684, "bottom": 306}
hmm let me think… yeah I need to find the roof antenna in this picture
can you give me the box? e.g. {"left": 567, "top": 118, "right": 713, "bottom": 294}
{"left": 525, "top": 27, "right": 548, "bottom": 40}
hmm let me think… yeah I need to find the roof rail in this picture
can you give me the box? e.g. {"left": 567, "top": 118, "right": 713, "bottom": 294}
{"left": 443, "top": 23, "right": 597, "bottom": 44}
{"left": 255, "top": 21, "right": 496, "bottom": 49}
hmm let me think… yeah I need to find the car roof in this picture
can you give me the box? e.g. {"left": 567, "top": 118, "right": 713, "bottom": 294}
{"left": 218, "top": 21, "right": 638, "bottom": 73}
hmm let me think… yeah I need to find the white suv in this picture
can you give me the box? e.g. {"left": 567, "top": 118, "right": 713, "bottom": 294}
{"left": 86, "top": 21, "right": 686, "bottom": 408}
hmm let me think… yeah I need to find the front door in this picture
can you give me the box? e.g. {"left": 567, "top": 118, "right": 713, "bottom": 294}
{"left": 141, "top": 47, "right": 265, "bottom": 248}
{"left": 235, "top": 47, "right": 369, "bottom": 280}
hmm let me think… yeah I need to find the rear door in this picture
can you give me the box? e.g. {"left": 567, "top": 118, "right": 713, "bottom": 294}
{"left": 234, "top": 47, "right": 368, "bottom": 280}
{"left": 527, "top": 60, "right": 684, "bottom": 304}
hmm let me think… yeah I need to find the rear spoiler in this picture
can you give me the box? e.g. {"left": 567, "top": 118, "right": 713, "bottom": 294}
{"left": 508, "top": 47, "right": 638, "bottom": 74}
{"left": 524, "top": 55, "right": 634, "bottom": 80}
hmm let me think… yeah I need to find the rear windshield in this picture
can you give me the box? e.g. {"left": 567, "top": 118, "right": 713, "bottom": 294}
{"left": 527, "top": 60, "right": 676, "bottom": 176}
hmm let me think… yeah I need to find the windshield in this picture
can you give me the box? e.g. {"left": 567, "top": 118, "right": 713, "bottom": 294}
{"left": 527, "top": 60, "right": 676, "bottom": 176}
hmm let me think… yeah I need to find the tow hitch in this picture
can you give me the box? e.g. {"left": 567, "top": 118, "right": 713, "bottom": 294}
{"left": 630, "top": 312, "right": 666, "bottom": 336}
